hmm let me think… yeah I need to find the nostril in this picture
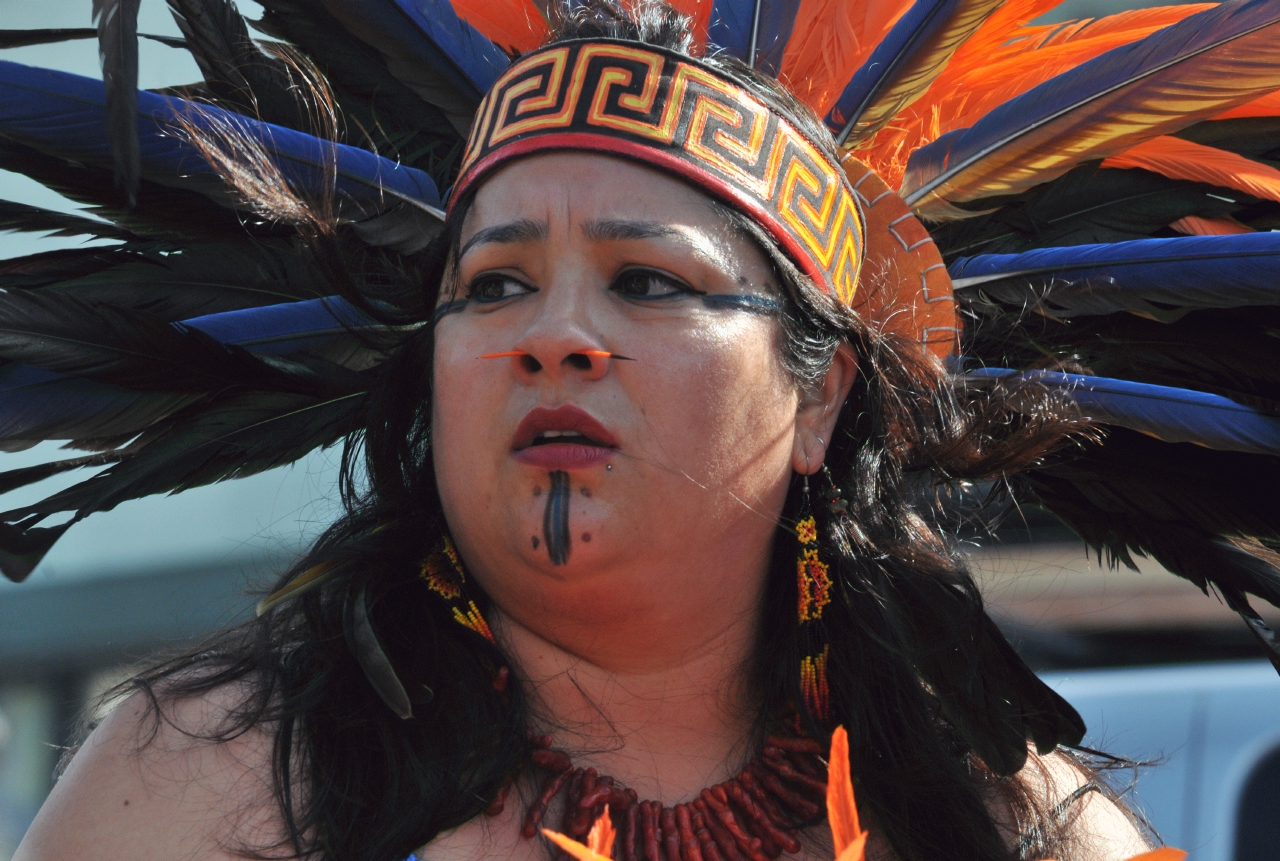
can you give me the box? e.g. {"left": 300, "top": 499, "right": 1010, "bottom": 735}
{"left": 521, "top": 354, "right": 543, "bottom": 373}
{"left": 565, "top": 353, "right": 593, "bottom": 371}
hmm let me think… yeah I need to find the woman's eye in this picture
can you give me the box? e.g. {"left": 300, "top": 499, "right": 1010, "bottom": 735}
{"left": 610, "top": 268, "right": 695, "bottom": 300}
{"left": 467, "top": 273, "right": 533, "bottom": 304}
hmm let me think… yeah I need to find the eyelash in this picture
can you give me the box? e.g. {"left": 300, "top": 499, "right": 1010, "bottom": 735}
{"left": 463, "top": 268, "right": 701, "bottom": 305}
{"left": 609, "top": 268, "right": 702, "bottom": 300}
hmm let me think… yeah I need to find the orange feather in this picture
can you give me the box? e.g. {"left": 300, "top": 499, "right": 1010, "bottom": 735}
{"left": 665, "top": 0, "right": 715, "bottom": 50}
{"left": 1215, "top": 89, "right": 1280, "bottom": 120}
{"left": 451, "top": 0, "right": 549, "bottom": 53}
{"left": 1170, "top": 214, "right": 1254, "bottom": 235}
{"left": 780, "top": 0, "right": 912, "bottom": 115}
{"left": 1102, "top": 135, "right": 1280, "bottom": 204}
{"left": 827, "top": 727, "right": 867, "bottom": 859}
{"left": 852, "top": 3, "right": 1217, "bottom": 189}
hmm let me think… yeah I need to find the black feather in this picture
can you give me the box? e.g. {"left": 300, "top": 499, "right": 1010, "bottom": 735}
{"left": 0, "top": 199, "right": 137, "bottom": 241}
{"left": 165, "top": 0, "right": 314, "bottom": 131}
{"left": 0, "top": 137, "right": 268, "bottom": 240}
{"left": 887, "top": 572, "right": 1085, "bottom": 775}
{"left": 349, "top": 583, "right": 414, "bottom": 719}
{"left": 0, "top": 291, "right": 353, "bottom": 397}
{"left": 0, "top": 389, "right": 362, "bottom": 529}
{"left": 253, "top": 0, "right": 463, "bottom": 184}
{"left": 930, "top": 164, "right": 1273, "bottom": 260}
{"left": 0, "top": 29, "right": 185, "bottom": 49}
{"left": 93, "top": 0, "right": 143, "bottom": 206}
{"left": 966, "top": 304, "right": 1280, "bottom": 413}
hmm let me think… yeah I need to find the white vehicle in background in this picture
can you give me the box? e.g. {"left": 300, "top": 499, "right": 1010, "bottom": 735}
{"left": 1046, "top": 661, "right": 1280, "bottom": 861}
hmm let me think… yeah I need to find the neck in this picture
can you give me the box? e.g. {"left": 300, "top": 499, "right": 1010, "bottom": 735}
{"left": 493, "top": 602, "right": 763, "bottom": 803}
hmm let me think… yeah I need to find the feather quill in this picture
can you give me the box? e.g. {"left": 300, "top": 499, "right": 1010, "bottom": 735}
{"left": 950, "top": 232, "right": 1280, "bottom": 319}
{"left": 829, "top": 0, "right": 1005, "bottom": 145}
{"left": 0, "top": 61, "right": 441, "bottom": 218}
{"left": 707, "top": 0, "right": 802, "bottom": 75}
{"left": 966, "top": 368, "right": 1280, "bottom": 456}
{"left": 901, "top": 0, "right": 1280, "bottom": 218}
{"left": 93, "top": 0, "right": 143, "bottom": 206}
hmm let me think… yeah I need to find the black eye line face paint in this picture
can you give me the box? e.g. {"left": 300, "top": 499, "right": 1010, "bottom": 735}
{"left": 543, "top": 470, "right": 571, "bottom": 565}
{"left": 431, "top": 298, "right": 468, "bottom": 324}
{"left": 701, "top": 294, "right": 783, "bottom": 314}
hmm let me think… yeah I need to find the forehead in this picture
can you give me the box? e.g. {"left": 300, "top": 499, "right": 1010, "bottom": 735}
{"left": 462, "top": 152, "right": 729, "bottom": 237}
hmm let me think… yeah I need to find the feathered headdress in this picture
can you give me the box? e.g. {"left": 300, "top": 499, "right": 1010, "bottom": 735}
{"left": 3, "top": 0, "right": 1280, "bottom": 773}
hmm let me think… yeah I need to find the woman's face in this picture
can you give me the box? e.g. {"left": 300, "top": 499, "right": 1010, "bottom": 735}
{"left": 432, "top": 153, "right": 840, "bottom": 656}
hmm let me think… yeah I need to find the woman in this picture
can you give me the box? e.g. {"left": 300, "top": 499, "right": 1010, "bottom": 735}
{"left": 4, "top": 0, "right": 1280, "bottom": 859}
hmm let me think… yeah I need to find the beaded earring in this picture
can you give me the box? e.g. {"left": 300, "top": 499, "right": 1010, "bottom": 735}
{"left": 419, "top": 535, "right": 496, "bottom": 644}
{"left": 795, "top": 473, "right": 834, "bottom": 724}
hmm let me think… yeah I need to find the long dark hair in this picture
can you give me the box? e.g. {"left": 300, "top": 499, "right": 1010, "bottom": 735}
{"left": 102, "top": 4, "right": 1118, "bottom": 861}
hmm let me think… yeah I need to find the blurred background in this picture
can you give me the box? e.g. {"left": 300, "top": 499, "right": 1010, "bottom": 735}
{"left": 0, "top": 1, "right": 1276, "bottom": 860}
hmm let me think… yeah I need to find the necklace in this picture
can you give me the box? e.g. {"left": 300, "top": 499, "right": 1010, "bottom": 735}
{"left": 488, "top": 733, "right": 829, "bottom": 861}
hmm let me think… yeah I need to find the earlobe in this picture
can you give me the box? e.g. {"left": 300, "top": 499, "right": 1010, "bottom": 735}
{"left": 791, "top": 345, "right": 858, "bottom": 475}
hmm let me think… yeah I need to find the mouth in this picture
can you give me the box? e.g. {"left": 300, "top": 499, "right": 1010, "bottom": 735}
{"left": 511, "top": 405, "right": 618, "bottom": 470}
{"left": 512, "top": 405, "right": 619, "bottom": 451}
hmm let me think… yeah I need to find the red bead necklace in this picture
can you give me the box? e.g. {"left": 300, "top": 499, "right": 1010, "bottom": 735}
{"left": 489, "top": 733, "right": 829, "bottom": 861}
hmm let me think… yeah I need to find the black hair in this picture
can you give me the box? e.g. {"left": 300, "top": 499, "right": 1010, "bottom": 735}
{"left": 94, "top": 3, "right": 1135, "bottom": 861}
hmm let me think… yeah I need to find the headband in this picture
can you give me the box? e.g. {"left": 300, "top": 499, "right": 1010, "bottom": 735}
{"left": 450, "top": 40, "right": 866, "bottom": 305}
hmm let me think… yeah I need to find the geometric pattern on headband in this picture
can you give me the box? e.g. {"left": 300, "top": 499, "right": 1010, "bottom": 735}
{"left": 451, "top": 40, "right": 865, "bottom": 305}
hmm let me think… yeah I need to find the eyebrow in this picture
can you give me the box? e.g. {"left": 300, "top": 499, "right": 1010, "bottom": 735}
{"left": 458, "top": 218, "right": 547, "bottom": 259}
{"left": 581, "top": 219, "right": 683, "bottom": 242}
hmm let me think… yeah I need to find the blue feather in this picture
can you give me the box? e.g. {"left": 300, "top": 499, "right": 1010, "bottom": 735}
{"left": 901, "top": 0, "right": 1280, "bottom": 213}
{"left": 827, "top": 0, "right": 1002, "bottom": 143}
{"left": 949, "top": 233, "right": 1280, "bottom": 320}
{"left": 966, "top": 368, "right": 1280, "bottom": 456}
{"left": 706, "top": 0, "right": 802, "bottom": 76}
{"left": 0, "top": 61, "right": 441, "bottom": 216}
{"left": 181, "top": 297, "right": 380, "bottom": 356}
{"left": 320, "top": 0, "right": 509, "bottom": 104}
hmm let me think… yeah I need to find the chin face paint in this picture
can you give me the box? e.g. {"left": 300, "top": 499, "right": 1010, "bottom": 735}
{"left": 543, "top": 470, "right": 571, "bottom": 565}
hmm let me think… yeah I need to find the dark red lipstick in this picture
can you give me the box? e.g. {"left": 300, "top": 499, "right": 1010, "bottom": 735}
{"left": 512, "top": 405, "right": 618, "bottom": 470}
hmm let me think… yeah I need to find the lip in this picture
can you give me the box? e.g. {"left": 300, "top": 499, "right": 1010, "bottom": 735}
{"left": 511, "top": 405, "right": 618, "bottom": 470}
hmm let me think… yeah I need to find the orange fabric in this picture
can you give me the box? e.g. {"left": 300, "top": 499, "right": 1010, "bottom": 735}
{"left": 451, "top": 0, "right": 549, "bottom": 53}
{"left": 845, "top": 158, "right": 959, "bottom": 359}
{"left": 779, "top": 0, "right": 912, "bottom": 115}
{"left": 1103, "top": 136, "right": 1280, "bottom": 204}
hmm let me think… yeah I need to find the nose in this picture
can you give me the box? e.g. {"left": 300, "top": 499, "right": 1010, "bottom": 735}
{"left": 500, "top": 344, "right": 612, "bottom": 383}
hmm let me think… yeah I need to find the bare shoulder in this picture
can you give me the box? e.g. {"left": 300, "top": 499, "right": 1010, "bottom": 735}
{"left": 13, "top": 683, "right": 289, "bottom": 861}
{"left": 1013, "top": 749, "right": 1154, "bottom": 861}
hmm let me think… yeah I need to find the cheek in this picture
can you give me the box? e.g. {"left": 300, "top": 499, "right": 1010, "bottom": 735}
{"left": 430, "top": 329, "right": 509, "bottom": 526}
{"left": 638, "top": 319, "right": 798, "bottom": 495}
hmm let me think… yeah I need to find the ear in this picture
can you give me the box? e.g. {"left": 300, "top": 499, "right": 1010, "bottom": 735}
{"left": 792, "top": 344, "right": 857, "bottom": 475}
